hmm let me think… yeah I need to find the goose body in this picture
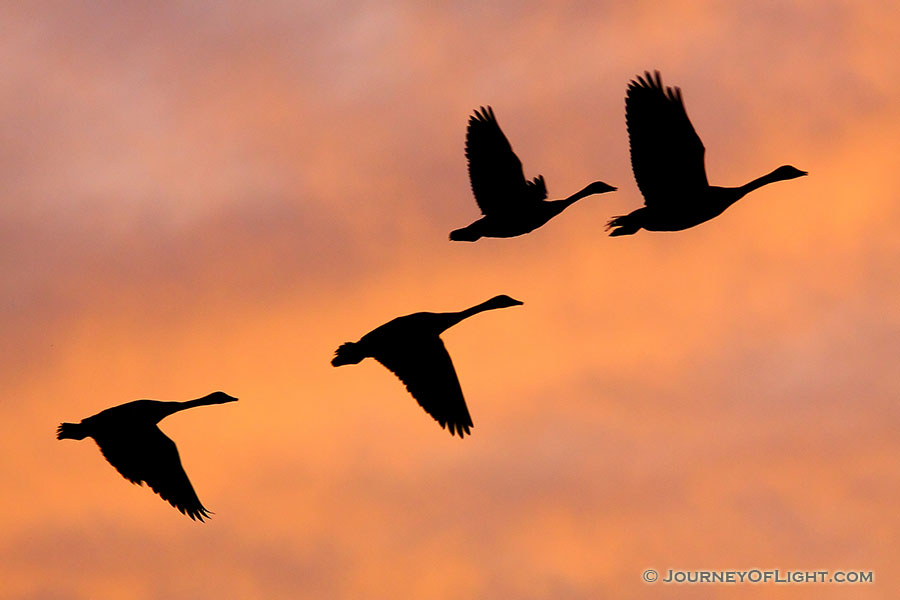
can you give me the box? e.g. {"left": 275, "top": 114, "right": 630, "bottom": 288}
{"left": 57, "top": 391, "right": 238, "bottom": 521}
{"left": 332, "top": 295, "right": 523, "bottom": 437}
{"left": 607, "top": 71, "right": 806, "bottom": 236}
{"left": 451, "top": 107, "right": 616, "bottom": 241}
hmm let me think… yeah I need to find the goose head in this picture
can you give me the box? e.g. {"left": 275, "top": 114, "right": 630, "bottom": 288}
{"left": 772, "top": 165, "right": 808, "bottom": 180}
{"left": 203, "top": 391, "right": 239, "bottom": 404}
{"left": 483, "top": 294, "right": 524, "bottom": 309}
{"left": 584, "top": 181, "right": 618, "bottom": 195}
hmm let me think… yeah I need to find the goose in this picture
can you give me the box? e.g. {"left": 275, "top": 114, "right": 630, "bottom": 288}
{"left": 607, "top": 71, "right": 806, "bottom": 236}
{"left": 57, "top": 391, "right": 238, "bottom": 521}
{"left": 331, "top": 295, "right": 523, "bottom": 436}
{"left": 450, "top": 106, "right": 616, "bottom": 241}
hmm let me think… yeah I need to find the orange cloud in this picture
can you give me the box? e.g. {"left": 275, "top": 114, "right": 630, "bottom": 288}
{"left": 3, "top": 1, "right": 900, "bottom": 598}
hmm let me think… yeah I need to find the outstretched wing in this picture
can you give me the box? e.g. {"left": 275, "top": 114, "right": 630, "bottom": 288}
{"left": 94, "top": 427, "right": 212, "bottom": 521}
{"left": 466, "top": 106, "right": 547, "bottom": 216}
{"left": 626, "top": 71, "right": 708, "bottom": 207}
{"left": 374, "top": 336, "right": 474, "bottom": 437}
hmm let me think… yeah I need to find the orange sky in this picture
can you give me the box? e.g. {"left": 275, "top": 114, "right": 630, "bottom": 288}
{"left": 3, "top": 1, "right": 900, "bottom": 598}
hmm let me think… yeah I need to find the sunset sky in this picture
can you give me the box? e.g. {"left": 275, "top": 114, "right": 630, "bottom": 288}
{"left": 3, "top": 1, "right": 900, "bottom": 598}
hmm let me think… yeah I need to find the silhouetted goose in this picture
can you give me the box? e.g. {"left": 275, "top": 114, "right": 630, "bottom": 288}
{"left": 332, "top": 295, "right": 523, "bottom": 437}
{"left": 57, "top": 391, "right": 237, "bottom": 521}
{"left": 450, "top": 106, "right": 616, "bottom": 241}
{"left": 606, "top": 71, "right": 807, "bottom": 236}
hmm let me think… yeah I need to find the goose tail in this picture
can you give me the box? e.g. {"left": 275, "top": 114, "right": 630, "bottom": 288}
{"left": 57, "top": 422, "right": 88, "bottom": 440}
{"left": 606, "top": 211, "right": 643, "bottom": 237}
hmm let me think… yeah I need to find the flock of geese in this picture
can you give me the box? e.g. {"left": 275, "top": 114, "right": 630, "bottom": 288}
{"left": 58, "top": 71, "right": 807, "bottom": 521}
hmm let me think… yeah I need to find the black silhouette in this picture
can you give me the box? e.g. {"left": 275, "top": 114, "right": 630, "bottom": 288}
{"left": 57, "top": 391, "right": 238, "bottom": 521}
{"left": 607, "top": 71, "right": 807, "bottom": 236}
{"left": 450, "top": 106, "right": 616, "bottom": 241}
{"left": 331, "top": 295, "right": 523, "bottom": 437}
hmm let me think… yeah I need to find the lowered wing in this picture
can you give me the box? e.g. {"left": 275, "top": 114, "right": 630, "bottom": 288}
{"left": 374, "top": 336, "right": 474, "bottom": 437}
{"left": 95, "top": 427, "right": 212, "bottom": 521}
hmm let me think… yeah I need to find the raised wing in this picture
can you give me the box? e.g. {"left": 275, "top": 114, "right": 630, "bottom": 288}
{"left": 526, "top": 174, "right": 546, "bottom": 200}
{"left": 94, "top": 427, "right": 212, "bottom": 521}
{"left": 466, "top": 106, "right": 547, "bottom": 216}
{"left": 626, "top": 71, "right": 708, "bottom": 207}
{"left": 374, "top": 336, "right": 474, "bottom": 437}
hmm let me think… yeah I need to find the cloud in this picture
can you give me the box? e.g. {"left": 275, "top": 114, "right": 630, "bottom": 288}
{"left": 3, "top": 1, "right": 900, "bottom": 598}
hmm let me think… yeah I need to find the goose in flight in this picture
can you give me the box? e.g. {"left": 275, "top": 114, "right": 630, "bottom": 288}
{"left": 57, "top": 391, "right": 238, "bottom": 521}
{"left": 450, "top": 106, "right": 616, "bottom": 241}
{"left": 331, "top": 295, "right": 523, "bottom": 437}
{"left": 607, "top": 71, "right": 807, "bottom": 236}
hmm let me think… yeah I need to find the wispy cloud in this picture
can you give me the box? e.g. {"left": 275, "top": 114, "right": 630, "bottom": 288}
{"left": 2, "top": 1, "right": 900, "bottom": 598}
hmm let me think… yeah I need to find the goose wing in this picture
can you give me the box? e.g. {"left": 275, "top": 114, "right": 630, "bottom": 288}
{"left": 466, "top": 106, "right": 547, "bottom": 216}
{"left": 94, "top": 427, "right": 212, "bottom": 521}
{"left": 626, "top": 71, "right": 708, "bottom": 207}
{"left": 374, "top": 336, "right": 474, "bottom": 437}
